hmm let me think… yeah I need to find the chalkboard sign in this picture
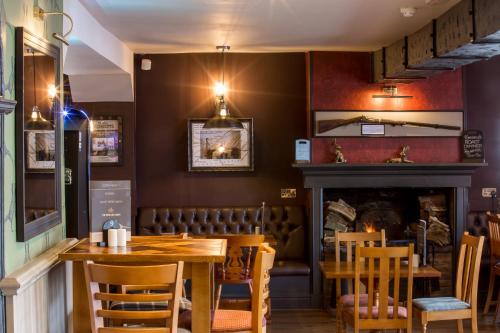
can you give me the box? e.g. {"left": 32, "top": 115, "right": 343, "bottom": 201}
{"left": 462, "top": 130, "right": 484, "bottom": 162}
{"left": 90, "top": 180, "right": 131, "bottom": 243}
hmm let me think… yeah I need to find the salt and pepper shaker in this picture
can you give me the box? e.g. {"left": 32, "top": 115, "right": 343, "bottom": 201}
{"left": 117, "top": 228, "right": 127, "bottom": 247}
{"left": 108, "top": 229, "right": 118, "bottom": 247}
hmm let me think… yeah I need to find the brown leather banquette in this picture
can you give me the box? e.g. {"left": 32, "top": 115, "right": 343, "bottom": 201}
{"left": 137, "top": 206, "right": 310, "bottom": 276}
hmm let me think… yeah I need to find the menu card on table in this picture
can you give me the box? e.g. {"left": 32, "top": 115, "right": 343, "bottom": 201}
{"left": 90, "top": 180, "right": 131, "bottom": 243}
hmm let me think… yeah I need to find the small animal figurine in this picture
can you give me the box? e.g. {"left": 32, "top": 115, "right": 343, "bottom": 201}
{"left": 387, "top": 145, "right": 414, "bottom": 163}
{"left": 332, "top": 139, "right": 347, "bottom": 163}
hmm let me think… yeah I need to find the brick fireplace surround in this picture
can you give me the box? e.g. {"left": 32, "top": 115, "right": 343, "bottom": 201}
{"left": 294, "top": 162, "right": 485, "bottom": 306}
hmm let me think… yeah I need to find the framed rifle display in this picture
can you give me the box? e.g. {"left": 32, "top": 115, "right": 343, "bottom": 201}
{"left": 314, "top": 110, "right": 463, "bottom": 137}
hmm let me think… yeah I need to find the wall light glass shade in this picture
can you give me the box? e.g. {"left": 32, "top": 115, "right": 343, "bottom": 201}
{"left": 203, "top": 98, "right": 243, "bottom": 129}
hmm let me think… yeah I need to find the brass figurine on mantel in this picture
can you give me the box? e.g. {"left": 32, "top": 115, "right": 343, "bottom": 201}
{"left": 331, "top": 139, "right": 347, "bottom": 164}
{"left": 387, "top": 145, "right": 414, "bottom": 163}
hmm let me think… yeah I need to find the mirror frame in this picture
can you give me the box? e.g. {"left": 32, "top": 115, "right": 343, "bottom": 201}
{"left": 15, "top": 27, "right": 62, "bottom": 242}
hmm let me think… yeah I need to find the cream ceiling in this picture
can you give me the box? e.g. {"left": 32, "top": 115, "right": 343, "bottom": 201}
{"left": 79, "top": 0, "right": 460, "bottom": 53}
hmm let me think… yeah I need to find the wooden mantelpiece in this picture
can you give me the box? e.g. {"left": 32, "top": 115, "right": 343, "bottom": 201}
{"left": 293, "top": 162, "right": 486, "bottom": 307}
{"left": 293, "top": 163, "right": 487, "bottom": 188}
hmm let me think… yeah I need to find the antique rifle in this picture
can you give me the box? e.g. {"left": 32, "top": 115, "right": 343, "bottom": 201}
{"left": 317, "top": 115, "right": 461, "bottom": 134}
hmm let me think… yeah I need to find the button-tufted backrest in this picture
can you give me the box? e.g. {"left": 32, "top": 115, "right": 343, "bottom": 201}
{"left": 137, "top": 206, "right": 306, "bottom": 261}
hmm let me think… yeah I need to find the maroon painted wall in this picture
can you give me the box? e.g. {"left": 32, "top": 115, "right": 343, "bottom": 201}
{"left": 309, "top": 51, "right": 464, "bottom": 163}
{"left": 464, "top": 55, "right": 500, "bottom": 211}
{"left": 134, "top": 53, "right": 307, "bottom": 208}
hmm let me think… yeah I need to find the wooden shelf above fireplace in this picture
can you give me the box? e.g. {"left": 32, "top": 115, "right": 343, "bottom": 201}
{"left": 292, "top": 163, "right": 487, "bottom": 189}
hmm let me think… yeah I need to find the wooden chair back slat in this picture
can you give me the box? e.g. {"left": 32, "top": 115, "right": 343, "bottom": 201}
{"left": 251, "top": 244, "right": 275, "bottom": 333}
{"left": 84, "top": 261, "right": 184, "bottom": 333}
{"left": 99, "top": 328, "right": 169, "bottom": 333}
{"left": 455, "top": 232, "right": 485, "bottom": 308}
{"left": 334, "top": 230, "right": 386, "bottom": 298}
{"left": 488, "top": 213, "right": 500, "bottom": 258}
{"left": 353, "top": 244, "right": 414, "bottom": 332}
{"left": 215, "top": 235, "right": 265, "bottom": 282}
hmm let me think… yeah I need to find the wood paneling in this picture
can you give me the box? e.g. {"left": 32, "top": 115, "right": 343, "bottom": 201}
{"left": 135, "top": 53, "right": 307, "bottom": 208}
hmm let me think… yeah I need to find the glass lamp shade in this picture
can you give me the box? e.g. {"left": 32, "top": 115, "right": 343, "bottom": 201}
{"left": 203, "top": 100, "right": 243, "bottom": 129}
{"left": 25, "top": 105, "right": 54, "bottom": 130}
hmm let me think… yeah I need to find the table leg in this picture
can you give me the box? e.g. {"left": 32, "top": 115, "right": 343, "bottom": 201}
{"left": 192, "top": 263, "right": 212, "bottom": 333}
{"left": 73, "top": 261, "right": 91, "bottom": 333}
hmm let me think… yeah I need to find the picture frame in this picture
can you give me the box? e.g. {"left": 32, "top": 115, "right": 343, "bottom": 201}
{"left": 90, "top": 116, "right": 123, "bottom": 166}
{"left": 25, "top": 129, "right": 56, "bottom": 172}
{"left": 188, "top": 118, "right": 254, "bottom": 172}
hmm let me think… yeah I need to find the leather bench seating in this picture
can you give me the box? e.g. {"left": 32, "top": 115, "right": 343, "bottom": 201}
{"left": 137, "top": 206, "right": 310, "bottom": 277}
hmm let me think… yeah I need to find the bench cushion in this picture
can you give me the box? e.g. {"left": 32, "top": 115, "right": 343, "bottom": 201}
{"left": 270, "top": 260, "right": 310, "bottom": 276}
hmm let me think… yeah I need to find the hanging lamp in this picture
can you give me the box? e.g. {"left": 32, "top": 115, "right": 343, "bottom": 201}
{"left": 25, "top": 48, "right": 53, "bottom": 130}
{"left": 203, "top": 45, "right": 243, "bottom": 129}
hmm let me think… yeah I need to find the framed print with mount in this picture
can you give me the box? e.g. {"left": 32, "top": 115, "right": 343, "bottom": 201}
{"left": 90, "top": 116, "right": 123, "bottom": 166}
{"left": 188, "top": 118, "right": 254, "bottom": 172}
{"left": 25, "top": 129, "right": 56, "bottom": 172}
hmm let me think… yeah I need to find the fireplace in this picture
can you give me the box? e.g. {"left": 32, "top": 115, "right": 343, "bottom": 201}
{"left": 294, "top": 162, "right": 485, "bottom": 307}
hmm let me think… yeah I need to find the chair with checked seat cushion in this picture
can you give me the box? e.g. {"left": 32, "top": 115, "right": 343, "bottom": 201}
{"left": 179, "top": 244, "right": 275, "bottom": 333}
{"left": 83, "top": 261, "right": 184, "bottom": 333}
{"left": 341, "top": 243, "right": 414, "bottom": 333}
{"left": 334, "top": 230, "right": 387, "bottom": 332}
{"left": 412, "top": 233, "right": 485, "bottom": 333}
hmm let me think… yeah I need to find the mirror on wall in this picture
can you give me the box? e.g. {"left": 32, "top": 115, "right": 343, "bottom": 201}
{"left": 15, "top": 27, "right": 61, "bottom": 241}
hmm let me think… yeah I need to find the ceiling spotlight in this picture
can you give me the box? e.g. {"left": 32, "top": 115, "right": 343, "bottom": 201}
{"left": 34, "top": 5, "right": 73, "bottom": 46}
{"left": 400, "top": 7, "right": 417, "bottom": 17}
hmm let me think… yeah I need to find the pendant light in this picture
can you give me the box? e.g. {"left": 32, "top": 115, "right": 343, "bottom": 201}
{"left": 203, "top": 45, "right": 243, "bottom": 129}
{"left": 25, "top": 49, "right": 53, "bottom": 130}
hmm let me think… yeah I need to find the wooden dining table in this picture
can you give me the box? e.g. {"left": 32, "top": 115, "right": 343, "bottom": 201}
{"left": 59, "top": 236, "right": 227, "bottom": 333}
{"left": 320, "top": 260, "right": 442, "bottom": 279}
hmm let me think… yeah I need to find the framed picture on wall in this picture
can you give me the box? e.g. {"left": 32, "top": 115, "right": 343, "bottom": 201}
{"left": 90, "top": 116, "right": 123, "bottom": 166}
{"left": 25, "top": 130, "right": 56, "bottom": 172}
{"left": 188, "top": 118, "right": 254, "bottom": 172}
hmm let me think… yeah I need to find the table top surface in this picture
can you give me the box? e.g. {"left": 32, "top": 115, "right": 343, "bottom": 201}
{"left": 59, "top": 236, "right": 227, "bottom": 263}
{"left": 319, "top": 261, "right": 442, "bottom": 279}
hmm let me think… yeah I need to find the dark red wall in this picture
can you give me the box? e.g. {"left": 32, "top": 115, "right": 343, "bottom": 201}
{"left": 310, "top": 51, "right": 463, "bottom": 163}
{"left": 464, "top": 55, "right": 500, "bottom": 211}
{"left": 134, "top": 53, "right": 307, "bottom": 207}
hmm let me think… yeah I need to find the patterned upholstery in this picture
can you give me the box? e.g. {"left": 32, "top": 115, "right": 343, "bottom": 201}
{"left": 177, "top": 309, "right": 266, "bottom": 331}
{"left": 413, "top": 297, "right": 470, "bottom": 312}
{"left": 110, "top": 301, "right": 168, "bottom": 311}
{"left": 339, "top": 294, "right": 394, "bottom": 307}
{"left": 137, "top": 206, "right": 306, "bottom": 261}
{"left": 343, "top": 306, "right": 408, "bottom": 319}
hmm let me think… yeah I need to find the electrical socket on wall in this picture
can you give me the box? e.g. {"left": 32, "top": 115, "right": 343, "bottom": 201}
{"left": 281, "top": 189, "right": 296, "bottom": 199}
{"left": 482, "top": 188, "right": 497, "bottom": 198}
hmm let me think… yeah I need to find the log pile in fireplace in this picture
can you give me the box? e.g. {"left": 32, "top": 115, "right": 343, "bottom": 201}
{"left": 324, "top": 199, "right": 356, "bottom": 236}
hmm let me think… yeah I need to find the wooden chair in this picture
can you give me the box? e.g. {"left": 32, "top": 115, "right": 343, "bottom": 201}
{"left": 213, "top": 234, "right": 265, "bottom": 310}
{"left": 413, "top": 232, "right": 485, "bottom": 333}
{"left": 334, "top": 230, "right": 386, "bottom": 332}
{"left": 83, "top": 261, "right": 184, "bottom": 333}
{"left": 178, "top": 243, "right": 275, "bottom": 333}
{"left": 341, "top": 243, "right": 414, "bottom": 333}
{"left": 483, "top": 213, "right": 500, "bottom": 315}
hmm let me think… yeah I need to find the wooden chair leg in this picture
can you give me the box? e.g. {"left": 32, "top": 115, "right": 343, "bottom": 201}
{"left": 471, "top": 309, "right": 478, "bottom": 333}
{"left": 335, "top": 300, "right": 343, "bottom": 333}
{"left": 484, "top": 267, "right": 496, "bottom": 314}
{"left": 421, "top": 323, "right": 427, "bottom": 333}
{"left": 456, "top": 319, "right": 464, "bottom": 333}
{"left": 214, "top": 284, "right": 223, "bottom": 310}
{"left": 496, "top": 289, "right": 500, "bottom": 323}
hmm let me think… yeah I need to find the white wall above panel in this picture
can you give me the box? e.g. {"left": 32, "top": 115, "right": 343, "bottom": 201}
{"left": 63, "top": 0, "right": 134, "bottom": 102}
{"left": 69, "top": 74, "right": 133, "bottom": 102}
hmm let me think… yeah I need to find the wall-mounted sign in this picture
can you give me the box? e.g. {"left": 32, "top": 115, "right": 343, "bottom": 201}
{"left": 462, "top": 130, "right": 484, "bottom": 162}
{"left": 90, "top": 116, "right": 123, "bottom": 166}
{"left": 90, "top": 180, "right": 131, "bottom": 243}
{"left": 361, "top": 124, "right": 385, "bottom": 136}
{"left": 295, "top": 139, "right": 310, "bottom": 163}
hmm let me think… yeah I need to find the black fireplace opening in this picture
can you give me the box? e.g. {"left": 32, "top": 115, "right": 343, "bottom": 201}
{"left": 323, "top": 187, "right": 456, "bottom": 296}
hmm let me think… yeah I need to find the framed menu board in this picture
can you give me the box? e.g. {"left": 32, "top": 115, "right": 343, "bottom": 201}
{"left": 462, "top": 130, "right": 484, "bottom": 162}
